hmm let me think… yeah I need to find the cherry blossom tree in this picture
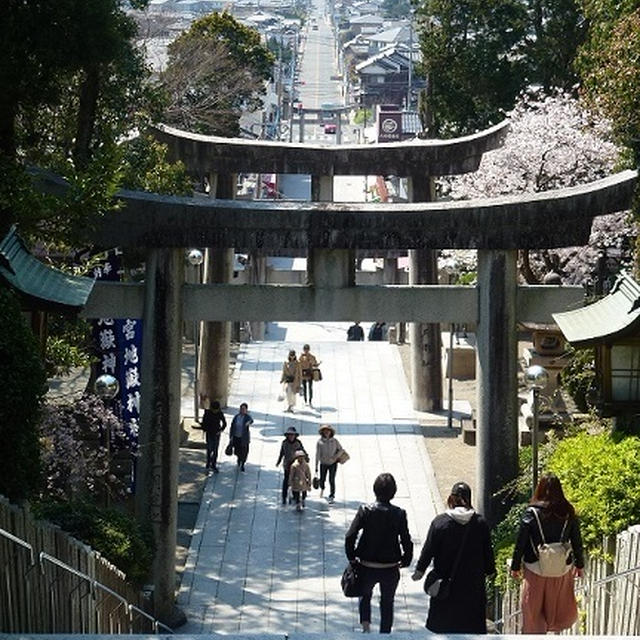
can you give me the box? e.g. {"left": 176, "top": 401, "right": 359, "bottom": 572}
{"left": 439, "top": 89, "right": 635, "bottom": 285}
{"left": 39, "top": 394, "right": 129, "bottom": 501}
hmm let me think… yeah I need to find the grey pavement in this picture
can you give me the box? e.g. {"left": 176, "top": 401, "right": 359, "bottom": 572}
{"left": 177, "top": 322, "right": 443, "bottom": 634}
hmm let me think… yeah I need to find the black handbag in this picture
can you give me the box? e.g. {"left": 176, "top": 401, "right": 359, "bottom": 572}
{"left": 423, "top": 514, "right": 475, "bottom": 601}
{"left": 424, "top": 570, "right": 451, "bottom": 600}
{"left": 341, "top": 562, "right": 362, "bottom": 597}
{"left": 312, "top": 476, "right": 319, "bottom": 490}
{"left": 224, "top": 442, "right": 233, "bottom": 456}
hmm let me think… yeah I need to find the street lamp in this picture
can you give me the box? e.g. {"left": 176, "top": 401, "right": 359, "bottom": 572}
{"left": 186, "top": 249, "right": 204, "bottom": 420}
{"left": 95, "top": 374, "right": 120, "bottom": 504}
{"left": 442, "top": 258, "right": 458, "bottom": 428}
{"left": 525, "top": 365, "right": 549, "bottom": 494}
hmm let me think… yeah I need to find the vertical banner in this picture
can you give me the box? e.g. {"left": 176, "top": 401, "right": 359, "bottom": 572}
{"left": 91, "top": 249, "right": 142, "bottom": 451}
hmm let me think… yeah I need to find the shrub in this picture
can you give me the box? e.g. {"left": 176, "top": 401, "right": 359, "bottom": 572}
{"left": 560, "top": 346, "right": 596, "bottom": 412}
{"left": 548, "top": 428, "right": 640, "bottom": 549}
{"left": 39, "top": 394, "right": 129, "bottom": 501}
{"left": 33, "top": 500, "right": 153, "bottom": 586}
{"left": 0, "top": 288, "right": 47, "bottom": 501}
{"left": 45, "top": 315, "right": 92, "bottom": 377}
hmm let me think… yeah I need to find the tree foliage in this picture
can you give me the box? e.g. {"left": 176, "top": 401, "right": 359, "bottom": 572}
{"left": 548, "top": 428, "right": 640, "bottom": 549}
{"left": 162, "top": 12, "right": 274, "bottom": 136}
{"left": 415, "top": 0, "right": 529, "bottom": 135}
{"left": 383, "top": 0, "right": 412, "bottom": 19}
{"left": 578, "top": 6, "right": 640, "bottom": 159}
{"left": 0, "top": 289, "right": 47, "bottom": 502}
{"left": 415, "top": 0, "right": 587, "bottom": 134}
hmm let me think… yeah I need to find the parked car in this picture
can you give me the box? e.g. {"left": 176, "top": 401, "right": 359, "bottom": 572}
{"left": 324, "top": 123, "right": 337, "bottom": 134}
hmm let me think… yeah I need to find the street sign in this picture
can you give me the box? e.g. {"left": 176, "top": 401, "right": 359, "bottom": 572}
{"left": 378, "top": 112, "right": 402, "bottom": 142}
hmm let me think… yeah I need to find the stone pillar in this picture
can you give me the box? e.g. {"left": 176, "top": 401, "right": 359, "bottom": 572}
{"left": 248, "top": 253, "right": 267, "bottom": 340}
{"left": 299, "top": 110, "right": 305, "bottom": 143}
{"left": 136, "top": 248, "right": 184, "bottom": 626}
{"left": 308, "top": 175, "right": 355, "bottom": 288}
{"left": 476, "top": 249, "right": 519, "bottom": 526}
{"left": 407, "top": 176, "right": 442, "bottom": 411}
{"left": 198, "top": 173, "right": 234, "bottom": 408}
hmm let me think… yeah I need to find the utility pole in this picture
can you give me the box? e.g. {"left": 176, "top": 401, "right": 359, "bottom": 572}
{"left": 407, "top": 12, "right": 413, "bottom": 110}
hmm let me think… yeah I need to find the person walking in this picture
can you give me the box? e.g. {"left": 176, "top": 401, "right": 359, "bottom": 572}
{"left": 347, "top": 321, "right": 364, "bottom": 341}
{"left": 228, "top": 402, "right": 253, "bottom": 472}
{"left": 368, "top": 322, "right": 387, "bottom": 341}
{"left": 411, "top": 481, "right": 495, "bottom": 634}
{"left": 345, "top": 473, "right": 413, "bottom": 634}
{"left": 280, "top": 349, "right": 301, "bottom": 412}
{"left": 510, "top": 473, "right": 584, "bottom": 634}
{"left": 289, "top": 450, "right": 312, "bottom": 511}
{"left": 276, "top": 426, "right": 307, "bottom": 505}
{"left": 194, "top": 399, "right": 226, "bottom": 473}
{"left": 315, "top": 424, "right": 343, "bottom": 503}
{"left": 298, "top": 343, "right": 320, "bottom": 407}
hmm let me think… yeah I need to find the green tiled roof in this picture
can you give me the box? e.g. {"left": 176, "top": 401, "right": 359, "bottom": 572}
{"left": 0, "top": 226, "right": 94, "bottom": 312}
{"left": 553, "top": 275, "right": 640, "bottom": 347}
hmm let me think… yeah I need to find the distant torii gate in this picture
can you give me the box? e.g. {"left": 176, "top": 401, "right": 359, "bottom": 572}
{"left": 37, "top": 126, "right": 636, "bottom": 624}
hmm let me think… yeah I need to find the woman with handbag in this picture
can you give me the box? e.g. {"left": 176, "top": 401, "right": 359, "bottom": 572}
{"left": 510, "top": 473, "right": 584, "bottom": 633}
{"left": 298, "top": 343, "right": 320, "bottom": 407}
{"left": 315, "top": 424, "right": 343, "bottom": 504}
{"left": 412, "top": 481, "right": 495, "bottom": 634}
{"left": 280, "top": 350, "right": 301, "bottom": 413}
{"left": 345, "top": 473, "right": 413, "bottom": 634}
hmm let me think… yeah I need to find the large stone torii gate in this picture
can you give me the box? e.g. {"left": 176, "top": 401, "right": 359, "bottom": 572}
{"left": 48, "top": 123, "right": 636, "bottom": 623}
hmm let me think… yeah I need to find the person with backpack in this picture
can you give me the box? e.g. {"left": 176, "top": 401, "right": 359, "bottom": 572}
{"left": 411, "top": 482, "right": 495, "bottom": 634}
{"left": 193, "top": 399, "right": 226, "bottom": 473}
{"left": 510, "top": 473, "right": 584, "bottom": 633}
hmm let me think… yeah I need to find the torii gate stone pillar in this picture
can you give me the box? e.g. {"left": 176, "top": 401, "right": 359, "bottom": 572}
{"left": 476, "top": 249, "right": 519, "bottom": 523}
{"left": 198, "top": 172, "right": 235, "bottom": 408}
{"left": 136, "top": 248, "right": 185, "bottom": 625}
{"left": 408, "top": 175, "right": 442, "bottom": 411}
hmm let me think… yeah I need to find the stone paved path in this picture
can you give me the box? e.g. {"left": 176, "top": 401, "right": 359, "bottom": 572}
{"left": 177, "top": 323, "right": 442, "bottom": 634}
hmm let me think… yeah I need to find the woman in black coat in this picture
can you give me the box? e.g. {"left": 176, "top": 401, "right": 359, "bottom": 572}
{"left": 412, "top": 481, "right": 495, "bottom": 634}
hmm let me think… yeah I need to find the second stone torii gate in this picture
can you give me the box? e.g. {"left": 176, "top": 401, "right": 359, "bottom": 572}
{"left": 73, "top": 127, "right": 636, "bottom": 623}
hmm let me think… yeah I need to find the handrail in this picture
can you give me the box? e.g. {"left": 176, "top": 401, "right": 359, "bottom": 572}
{"left": 495, "top": 564, "right": 640, "bottom": 629}
{"left": 39, "top": 552, "right": 173, "bottom": 633}
{"left": 0, "top": 526, "right": 35, "bottom": 565}
{"left": 1, "top": 526, "right": 172, "bottom": 634}
{"left": 577, "top": 564, "right": 640, "bottom": 595}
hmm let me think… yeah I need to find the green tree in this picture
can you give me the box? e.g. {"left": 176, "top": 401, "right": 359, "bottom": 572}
{"left": 525, "top": 0, "right": 587, "bottom": 91}
{"left": 415, "top": 0, "right": 529, "bottom": 135}
{"left": 383, "top": 0, "right": 412, "bottom": 19}
{"left": 578, "top": 6, "right": 640, "bottom": 158}
{"left": 415, "top": 0, "right": 586, "bottom": 135}
{"left": 162, "top": 12, "right": 274, "bottom": 136}
{"left": 0, "top": 289, "right": 47, "bottom": 502}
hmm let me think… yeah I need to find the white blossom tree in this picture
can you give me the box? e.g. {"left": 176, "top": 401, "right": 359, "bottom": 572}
{"left": 439, "top": 90, "right": 635, "bottom": 286}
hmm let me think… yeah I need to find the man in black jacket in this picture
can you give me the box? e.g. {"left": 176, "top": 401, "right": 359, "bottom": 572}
{"left": 345, "top": 473, "right": 413, "bottom": 633}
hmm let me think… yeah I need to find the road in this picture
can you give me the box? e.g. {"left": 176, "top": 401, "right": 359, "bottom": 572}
{"left": 291, "top": 0, "right": 358, "bottom": 144}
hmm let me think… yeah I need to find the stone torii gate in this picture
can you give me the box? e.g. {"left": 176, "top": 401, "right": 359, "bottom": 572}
{"left": 57, "top": 126, "right": 636, "bottom": 623}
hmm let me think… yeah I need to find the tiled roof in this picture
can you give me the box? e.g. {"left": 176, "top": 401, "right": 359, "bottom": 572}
{"left": 553, "top": 274, "right": 640, "bottom": 346}
{"left": 0, "top": 226, "right": 94, "bottom": 312}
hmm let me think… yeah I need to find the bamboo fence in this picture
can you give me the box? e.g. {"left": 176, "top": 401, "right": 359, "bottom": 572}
{"left": 0, "top": 495, "right": 168, "bottom": 633}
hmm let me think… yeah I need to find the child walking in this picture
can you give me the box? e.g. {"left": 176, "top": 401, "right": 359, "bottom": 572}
{"left": 289, "top": 450, "right": 312, "bottom": 511}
